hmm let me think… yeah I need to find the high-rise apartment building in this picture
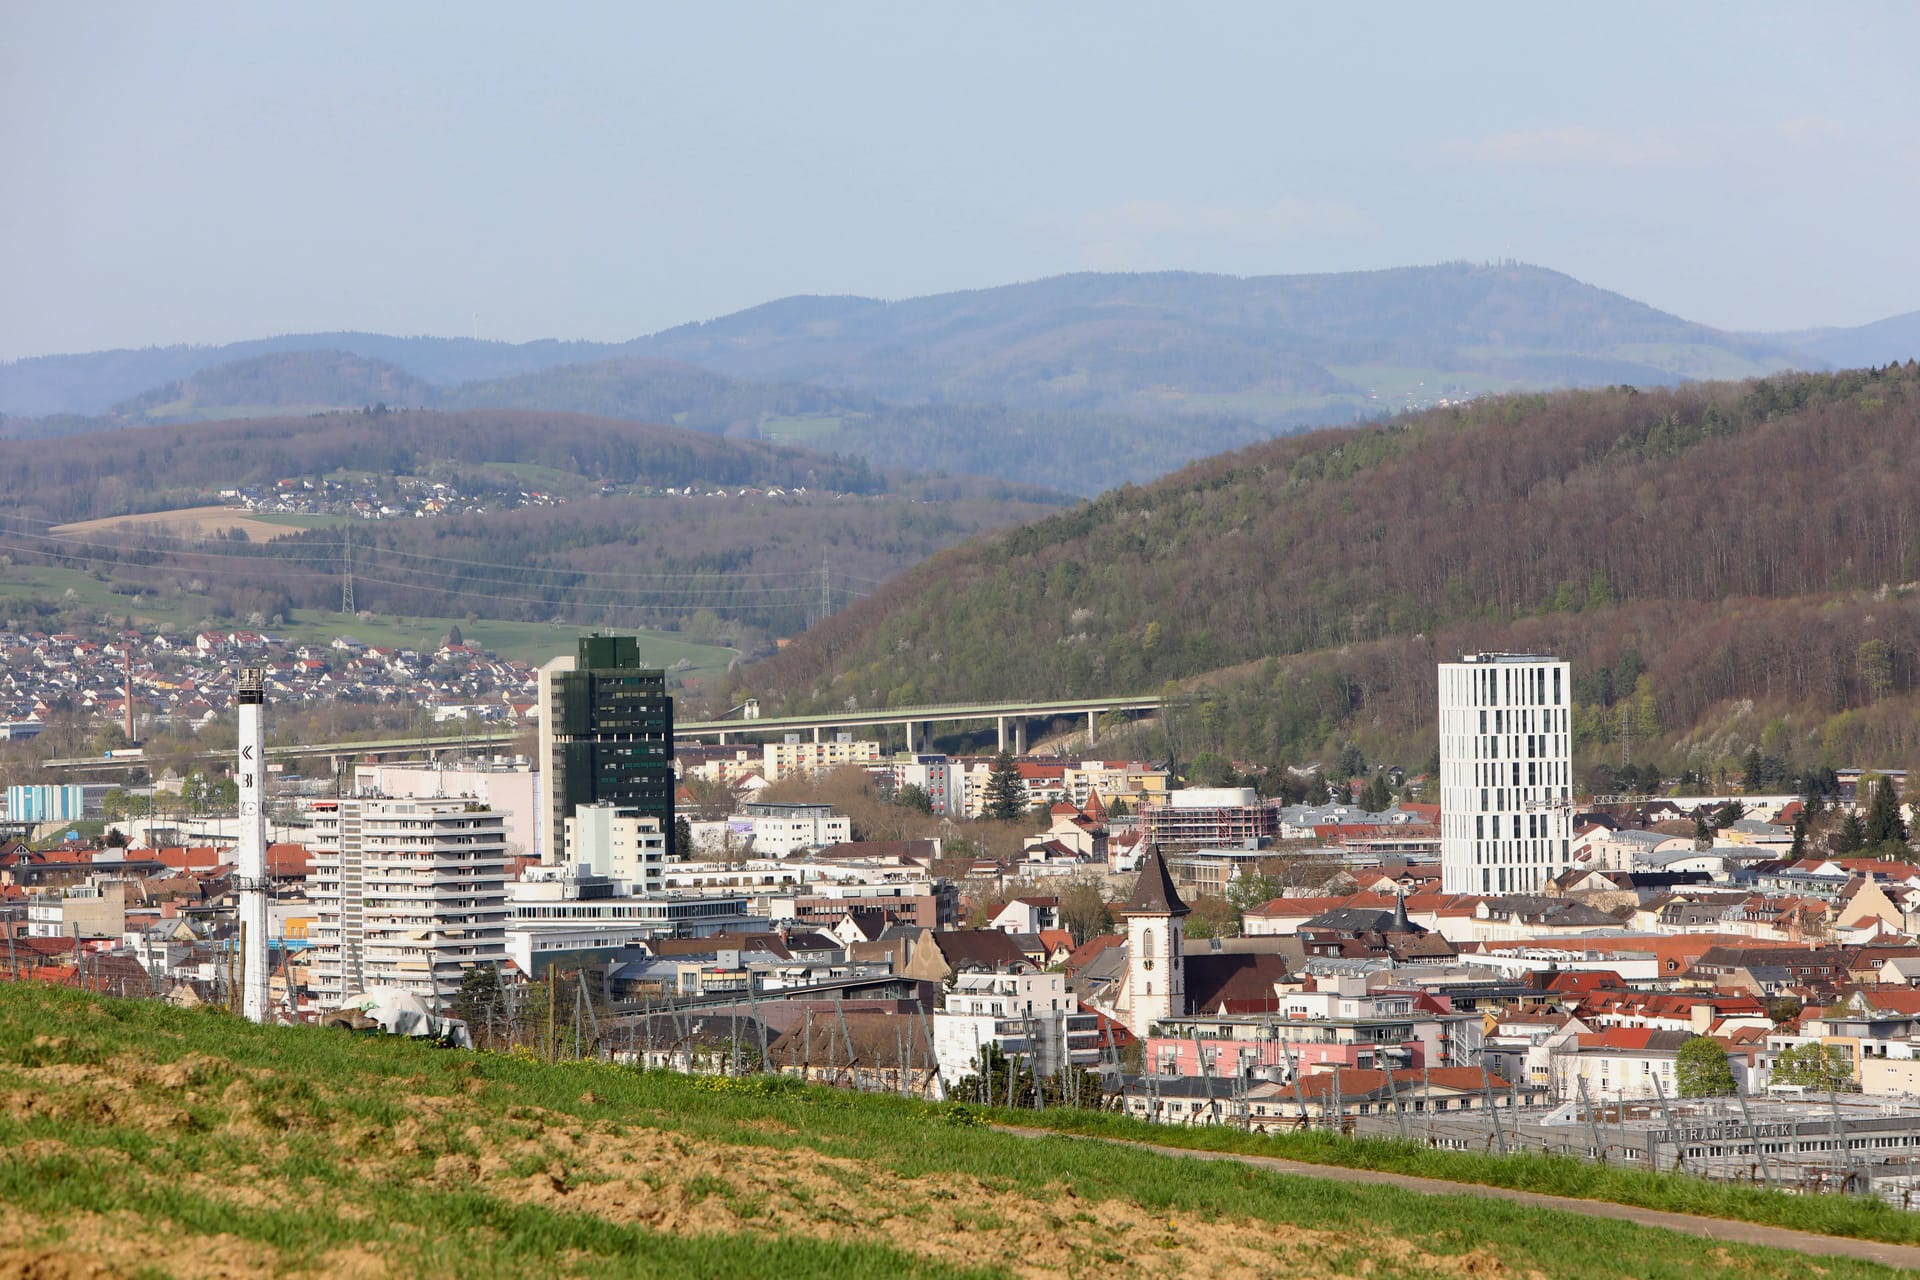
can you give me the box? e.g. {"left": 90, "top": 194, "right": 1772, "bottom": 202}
{"left": 1438, "top": 653, "right": 1573, "bottom": 895}
{"left": 538, "top": 636, "right": 675, "bottom": 865}
{"left": 309, "top": 796, "right": 510, "bottom": 1006}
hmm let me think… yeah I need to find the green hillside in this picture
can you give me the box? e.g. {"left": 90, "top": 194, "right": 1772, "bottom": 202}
{"left": 745, "top": 365, "right": 1920, "bottom": 777}
{"left": 0, "top": 983, "right": 1907, "bottom": 1279}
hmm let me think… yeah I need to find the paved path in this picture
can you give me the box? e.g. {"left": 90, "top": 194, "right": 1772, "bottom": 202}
{"left": 993, "top": 1125, "right": 1920, "bottom": 1272}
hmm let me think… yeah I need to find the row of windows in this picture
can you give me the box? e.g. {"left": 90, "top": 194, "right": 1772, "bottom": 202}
{"left": 1457, "top": 662, "right": 1564, "bottom": 709}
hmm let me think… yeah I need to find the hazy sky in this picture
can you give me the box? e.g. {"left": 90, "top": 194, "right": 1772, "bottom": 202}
{"left": 3, "top": 3, "right": 1916, "bottom": 361}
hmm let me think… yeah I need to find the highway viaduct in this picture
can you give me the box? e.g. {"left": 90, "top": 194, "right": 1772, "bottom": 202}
{"left": 676, "top": 693, "right": 1167, "bottom": 753}
{"left": 41, "top": 693, "right": 1168, "bottom": 776}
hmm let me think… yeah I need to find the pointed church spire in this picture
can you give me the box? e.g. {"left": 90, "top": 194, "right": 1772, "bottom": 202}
{"left": 1122, "top": 847, "right": 1190, "bottom": 917}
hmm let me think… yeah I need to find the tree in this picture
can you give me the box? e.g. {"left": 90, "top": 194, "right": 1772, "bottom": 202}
{"left": 1712, "top": 799, "right": 1744, "bottom": 831}
{"left": 1358, "top": 771, "right": 1394, "bottom": 813}
{"left": 1789, "top": 811, "right": 1808, "bottom": 859}
{"left": 672, "top": 816, "right": 693, "bottom": 859}
{"left": 894, "top": 783, "right": 933, "bottom": 814}
{"left": 1831, "top": 812, "right": 1867, "bottom": 855}
{"left": 983, "top": 751, "right": 1026, "bottom": 822}
{"left": 1226, "top": 869, "right": 1284, "bottom": 916}
{"left": 1057, "top": 875, "right": 1114, "bottom": 945}
{"left": 1675, "top": 1035, "right": 1737, "bottom": 1097}
{"left": 1770, "top": 1041, "right": 1852, "bottom": 1092}
{"left": 1863, "top": 775, "right": 1908, "bottom": 849}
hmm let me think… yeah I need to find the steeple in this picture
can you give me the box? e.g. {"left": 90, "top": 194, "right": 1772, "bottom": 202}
{"left": 1121, "top": 847, "right": 1188, "bottom": 1036}
{"left": 1122, "top": 847, "right": 1190, "bottom": 918}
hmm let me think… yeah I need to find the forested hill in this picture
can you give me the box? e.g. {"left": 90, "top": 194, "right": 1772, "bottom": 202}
{"left": 744, "top": 364, "right": 1920, "bottom": 770}
{"left": 624, "top": 263, "right": 1809, "bottom": 414}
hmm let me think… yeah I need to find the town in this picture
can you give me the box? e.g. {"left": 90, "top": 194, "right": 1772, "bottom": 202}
{"left": 9, "top": 642, "right": 1920, "bottom": 1206}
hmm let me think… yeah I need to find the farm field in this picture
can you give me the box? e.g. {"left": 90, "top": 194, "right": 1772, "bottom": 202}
{"left": 52, "top": 505, "right": 303, "bottom": 542}
{"left": 0, "top": 983, "right": 1912, "bottom": 1280}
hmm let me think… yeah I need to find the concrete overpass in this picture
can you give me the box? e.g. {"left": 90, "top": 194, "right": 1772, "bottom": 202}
{"left": 43, "top": 692, "right": 1169, "bottom": 776}
{"left": 43, "top": 727, "right": 523, "bottom": 776}
{"left": 676, "top": 693, "right": 1167, "bottom": 753}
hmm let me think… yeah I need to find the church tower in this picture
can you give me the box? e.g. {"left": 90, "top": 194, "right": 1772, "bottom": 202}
{"left": 1122, "top": 848, "right": 1189, "bottom": 1036}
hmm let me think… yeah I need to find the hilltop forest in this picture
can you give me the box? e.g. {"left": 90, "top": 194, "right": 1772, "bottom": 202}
{"left": 744, "top": 364, "right": 1920, "bottom": 780}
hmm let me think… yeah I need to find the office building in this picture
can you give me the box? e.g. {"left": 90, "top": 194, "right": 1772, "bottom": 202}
{"left": 1438, "top": 653, "right": 1573, "bottom": 896}
{"left": 538, "top": 635, "right": 674, "bottom": 865}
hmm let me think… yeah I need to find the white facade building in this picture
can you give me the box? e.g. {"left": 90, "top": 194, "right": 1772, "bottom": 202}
{"left": 564, "top": 803, "right": 668, "bottom": 892}
{"left": 353, "top": 760, "right": 539, "bottom": 859}
{"left": 763, "top": 735, "right": 883, "bottom": 781}
{"left": 1439, "top": 653, "right": 1574, "bottom": 896}
{"left": 932, "top": 970, "right": 1101, "bottom": 1088}
{"left": 309, "top": 796, "right": 510, "bottom": 1006}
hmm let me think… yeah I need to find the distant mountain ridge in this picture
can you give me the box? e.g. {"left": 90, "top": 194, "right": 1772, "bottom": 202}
{"left": 5, "top": 263, "right": 1912, "bottom": 496}
{"left": 6, "top": 262, "right": 1879, "bottom": 419}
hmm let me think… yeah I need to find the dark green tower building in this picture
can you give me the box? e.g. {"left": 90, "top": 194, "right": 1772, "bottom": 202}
{"left": 537, "top": 635, "right": 675, "bottom": 863}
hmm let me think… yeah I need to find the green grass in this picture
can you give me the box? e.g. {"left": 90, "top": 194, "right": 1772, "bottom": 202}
{"left": 0, "top": 984, "right": 1913, "bottom": 1279}
{"left": 758, "top": 414, "right": 848, "bottom": 444}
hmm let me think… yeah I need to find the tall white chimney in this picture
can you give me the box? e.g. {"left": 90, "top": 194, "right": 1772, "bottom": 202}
{"left": 236, "top": 666, "right": 271, "bottom": 1023}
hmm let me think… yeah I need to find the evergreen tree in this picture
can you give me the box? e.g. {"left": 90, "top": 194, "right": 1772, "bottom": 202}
{"left": 1832, "top": 811, "right": 1867, "bottom": 855}
{"left": 1789, "top": 811, "right": 1808, "bottom": 859}
{"left": 1863, "top": 775, "right": 1909, "bottom": 848}
{"left": 1358, "top": 771, "right": 1394, "bottom": 813}
{"left": 983, "top": 751, "right": 1027, "bottom": 821}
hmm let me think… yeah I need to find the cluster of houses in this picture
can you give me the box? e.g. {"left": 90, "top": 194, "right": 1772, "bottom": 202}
{"left": 0, "top": 629, "right": 539, "bottom": 738}
{"left": 223, "top": 475, "right": 561, "bottom": 521}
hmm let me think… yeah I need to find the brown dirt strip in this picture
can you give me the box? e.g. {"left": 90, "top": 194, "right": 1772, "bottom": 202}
{"left": 993, "top": 1125, "right": 1920, "bottom": 1273}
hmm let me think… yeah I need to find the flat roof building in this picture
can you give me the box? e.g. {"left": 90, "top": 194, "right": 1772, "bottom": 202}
{"left": 1439, "top": 653, "right": 1573, "bottom": 896}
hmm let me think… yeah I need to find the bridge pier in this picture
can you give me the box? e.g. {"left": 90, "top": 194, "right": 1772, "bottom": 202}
{"left": 812, "top": 725, "right": 822, "bottom": 744}
{"left": 996, "top": 716, "right": 1007, "bottom": 753}
{"left": 1088, "top": 709, "right": 1099, "bottom": 745}
{"left": 1013, "top": 719, "right": 1026, "bottom": 755}
{"left": 905, "top": 720, "right": 916, "bottom": 753}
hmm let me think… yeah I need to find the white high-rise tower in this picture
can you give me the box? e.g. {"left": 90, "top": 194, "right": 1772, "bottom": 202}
{"left": 235, "top": 667, "right": 272, "bottom": 1023}
{"left": 1438, "top": 653, "right": 1573, "bottom": 896}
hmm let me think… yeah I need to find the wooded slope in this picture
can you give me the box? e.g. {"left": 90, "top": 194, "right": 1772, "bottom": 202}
{"left": 746, "top": 366, "right": 1920, "bottom": 762}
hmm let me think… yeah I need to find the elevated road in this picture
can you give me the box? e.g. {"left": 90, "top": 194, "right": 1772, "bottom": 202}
{"left": 43, "top": 727, "right": 522, "bottom": 776}
{"left": 676, "top": 693, "right": 1167, "bottom": 751}
{"left": 42, "top": 693, "right": 1169, "bottom": 775}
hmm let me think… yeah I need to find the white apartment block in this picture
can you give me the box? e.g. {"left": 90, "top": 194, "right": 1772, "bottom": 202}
{"left": 892, "top": 754, "right": 962, "bottom": 815}
{"left": 309, "top": 796, "right": 510, "bottom": 1007}
{"left": 1439, "top": 653, "right": 1574, "bottom": 896}
{"left": 763, "top": 735, "right": 882, "bottom": 781}
{"left": 565, "top": 803, "right": 668, "bottom": 891}
{"left": 932, "top": 970, "right": 1100, "bottom": 1087}
{"left": 353, "top": 760, "right": 539, "bottom": 859}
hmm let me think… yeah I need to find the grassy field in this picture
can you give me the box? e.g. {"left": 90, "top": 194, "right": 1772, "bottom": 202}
{"left": 757, "top": 414, "right": 849, "bottom": 445}
{"left": 0, "top": 562, "right": 736, "bottom": 674}
{"left": 0, "top": 983, "right": 1911, "bottom": 1280}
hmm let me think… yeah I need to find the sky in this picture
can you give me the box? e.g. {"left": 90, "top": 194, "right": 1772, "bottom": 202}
{"left": 2, "top": 2, "right": 1917, "bottom": 361}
